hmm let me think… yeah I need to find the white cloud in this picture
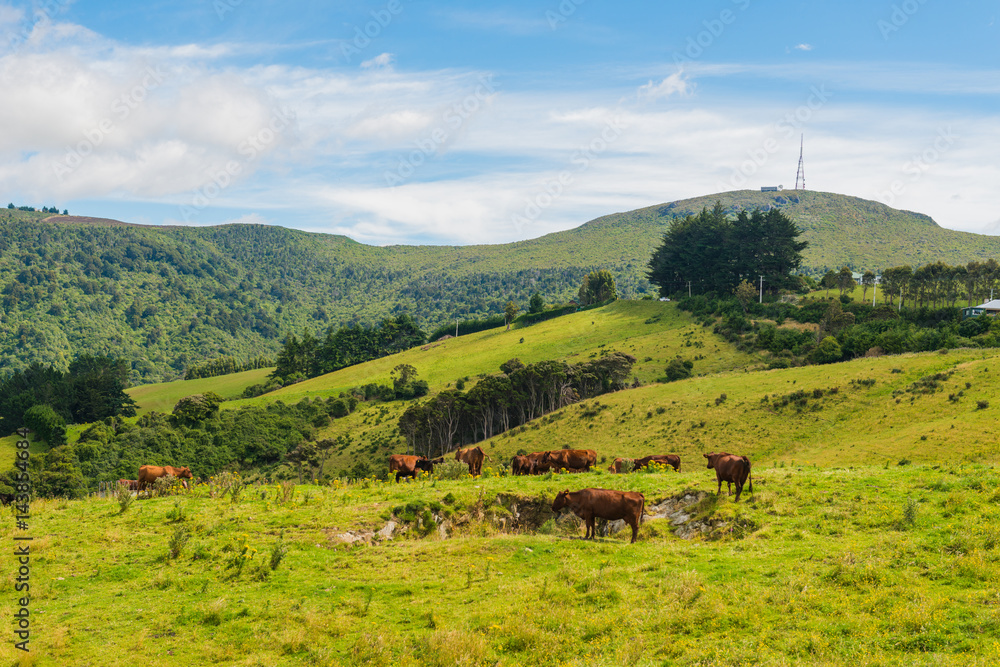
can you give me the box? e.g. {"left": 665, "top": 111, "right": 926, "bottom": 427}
{"left": 0, "top": 15, "right": 997, "bottom": 245}
{"left": 361, "top": 52, "right": 394, "bottom": 70}
{"left": 637, "top": 72, "right": 691, "bottom": 100}
{"left": 794, "top": 43, "right": 813, "bottom": 51}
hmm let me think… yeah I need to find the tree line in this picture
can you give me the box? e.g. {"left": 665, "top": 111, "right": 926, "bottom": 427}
{"left": 184, "top": 356, "right": 273, "bottom": 380}
{"left": 270, "top": 314, "right": 426, "bottom": 382}
{"left": 398, "top": 353, "right": 636, "bottom": 458}
{"left": 0, "top": 355, "right": 137, "bottom": 436}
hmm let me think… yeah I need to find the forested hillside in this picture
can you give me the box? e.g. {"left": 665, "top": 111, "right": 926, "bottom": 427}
{"left": 4, "top": 189, "right": 1000, "bottom": 383}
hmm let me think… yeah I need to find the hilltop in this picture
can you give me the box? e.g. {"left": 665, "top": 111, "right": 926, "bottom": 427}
{"left": 3, "top": 190, "right": 1000, "bottom": 382}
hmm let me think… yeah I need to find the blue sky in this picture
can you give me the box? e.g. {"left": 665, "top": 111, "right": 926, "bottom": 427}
{"left": 0, "top": 0, "right": 997, "bottom": 244}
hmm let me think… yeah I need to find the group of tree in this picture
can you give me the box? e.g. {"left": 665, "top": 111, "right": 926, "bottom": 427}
{"left": 817, "top": 260, "right": 1000, "bottom": 310}
{"left": 680, "top": 288, "right": 1000, "bottom": 368}
{"left": 271, "top": 314, "right": 426, "bottom": 382}
{"left": 398, "top": 352, "right": 636, "bottom": 458}
{"left": 578, "top": 270, "right": 618, "bottom": 305}
{"left": 0, "top": 355, "right": 137, "bottom": 439}
{"left": 646, "top": 203, "right": 808, "bottom": 296}
{"left": 8, "top": 391, "right": 366, "bottom": 497}
{"left": 6, "top": 203, "right": 67, "bottom": 214}
{"left": 184, "top": 356, "right": 273, "bottom": 380}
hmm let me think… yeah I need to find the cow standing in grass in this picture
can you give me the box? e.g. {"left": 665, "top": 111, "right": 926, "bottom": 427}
{"left": 138, "top": 465, "right": 192, "bottom": 492}
{"left": 388, "top": 455, "right": 439, "bottom": 483}
{"left": 541, "top": 449, "right": 596, "bottom": 472}
{"left": 511, "top": 455, "right": 530, "bottom": 475}
{"left": 551, "top": 488, "right": 645, "bottom": 543}
{"left": 703, "top": 452, "right": 753, "bottom": 501}
{"left": 456, "top": 446, "right": 490, "bottom": 476}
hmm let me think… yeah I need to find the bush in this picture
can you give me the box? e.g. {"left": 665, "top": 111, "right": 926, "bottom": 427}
{"left": 434, "top": 460, "right": 469, "bottom": 480}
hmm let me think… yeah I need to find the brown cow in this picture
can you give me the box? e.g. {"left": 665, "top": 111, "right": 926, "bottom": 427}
{"left": 525, "top": 452, "right": 550, "bottom": 475}
{"left": 541, "top": 449, "right": 597, "bottom": 472}
{"left": 388, "top": 454, "right": 437, "bottom": 482}
{"left": 634, "top": 454, "right": 681, "bottom": 472}
{"left": 117, "top": 479, "right": 139, "bottom": 491}
{"left": 703, "top": 452, "right": 753, "bottom": 501}
{"left": 511, "top": 455, "right": 530, "bottom": 475}
{"left": 455, "top": 446, "right": 490, "bottom": 476}
{"left": 551, "top": 488, "right": 645, "bottom": 543}
{"left": 137, "top": 465, "right": 193, "bottom": 492}
{"left": 608, "top": 458, "right": 634, "bottom": 473}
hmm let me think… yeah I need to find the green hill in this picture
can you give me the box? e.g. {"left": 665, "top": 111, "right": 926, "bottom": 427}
{"left": 5, "top": 191, "right": 1000, "bottom": 382}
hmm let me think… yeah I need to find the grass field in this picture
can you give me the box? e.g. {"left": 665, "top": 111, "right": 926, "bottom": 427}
{"left": 127, "top": 367, "right": 274, "bottom": 415}
{"left": 3, "top": 462, "right": 999, "bottom": 666}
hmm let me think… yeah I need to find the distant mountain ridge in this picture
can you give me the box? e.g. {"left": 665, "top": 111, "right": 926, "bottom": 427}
{"left": 3, "top": 190, "right": 999, "bottom": 383}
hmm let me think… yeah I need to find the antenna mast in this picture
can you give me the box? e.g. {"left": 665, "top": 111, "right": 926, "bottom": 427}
{"left": 795, "top": 134, "right": 806, "bottom": 190}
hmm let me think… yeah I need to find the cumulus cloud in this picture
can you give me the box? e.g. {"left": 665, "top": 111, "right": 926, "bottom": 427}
{"left": 794, "top": 43, "right": 813, "bottom": 51}
{"left": 361, "top": 52, "right": 394, "bottom": 70}
{"left": 637, "top": 71, "right": 691, "bottom": 100}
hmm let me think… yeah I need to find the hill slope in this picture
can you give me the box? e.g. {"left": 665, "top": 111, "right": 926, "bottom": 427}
{"left": 4, "top": 190, "right": 999, "bottom": 382}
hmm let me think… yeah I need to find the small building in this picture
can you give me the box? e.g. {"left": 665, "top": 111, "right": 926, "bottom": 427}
{"left": 760, "top": 185, "right": 784, "bottom": 192}
{"left": 962, "top": 299, "right": 1000, "bottom": 319}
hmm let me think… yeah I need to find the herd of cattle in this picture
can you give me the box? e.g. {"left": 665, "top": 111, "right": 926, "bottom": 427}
{"left": 388, "top": 447, "right": 754, "bottom": 543}
{"left": 108, "top": 451, "right": 752, "bottom": 545}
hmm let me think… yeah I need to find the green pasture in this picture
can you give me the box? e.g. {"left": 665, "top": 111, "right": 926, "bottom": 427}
{"left": 222, "top": 300, "right": 757, "bottom": 411}
{"left": 489, "top": 347, "right": 1000, "bottom": 469}
{"left": 3, "top": 463, "right": 999, "bottom": 666}
{"left": 128, "top": 367, "right": 273, "bottom": 415}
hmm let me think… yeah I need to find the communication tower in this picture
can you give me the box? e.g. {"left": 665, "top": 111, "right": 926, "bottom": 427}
{"left": 794, "top": 134, "right": 806, "bottom": 190}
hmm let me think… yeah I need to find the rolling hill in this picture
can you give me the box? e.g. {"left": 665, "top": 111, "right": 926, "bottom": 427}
{"left": 4, "top": 190, "right": 1000, "bottom": 382}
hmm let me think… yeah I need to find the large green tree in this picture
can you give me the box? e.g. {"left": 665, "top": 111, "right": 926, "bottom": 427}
{"left": 647, "top": 203, "right": 807, "bottom": 297}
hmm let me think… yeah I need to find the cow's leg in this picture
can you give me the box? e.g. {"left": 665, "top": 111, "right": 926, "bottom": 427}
{"left": 629, "top": 519, "right": 638, "bottom": 543}
{"left": 717, "top": 478, "right": 722, "bottom": 495}
{"left": 734, "top": 482, "right": 743, "bottom": 502}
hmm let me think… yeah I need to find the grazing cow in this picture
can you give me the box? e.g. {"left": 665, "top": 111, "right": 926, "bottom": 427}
{"left": 551, "top": 488, "right": 645, "bottom": 543}
{"left": 117, "top": 479, "right": 139, "bottom": 491}
{"left": 608, "top": 458, "right": 634, "bottom": 474}
{"left": 634, "top": 454, "right": 681, "bottom": 472}
{"left": 511, "top": 455, "right": 530, "bottom": 475}
{"left": 137, "top": 465, "right": 193, "bottom": 492}
{"left": 525, "top": 452, "right": 550, "bottom": 475}
{"left": 455, "top": 446, "right": 490, "bottom": 476}
{"left": 388, "top": 454, "right": 436, "bottom": 483}
{"left": 541, "top": 449, "right": 597, "bottom": 472}
{"left": 703, "top": 452, "right": 753, "bottom": 502}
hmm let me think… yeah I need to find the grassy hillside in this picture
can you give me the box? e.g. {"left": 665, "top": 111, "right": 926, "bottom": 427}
{"left": 6, "top": 190, "right": 1000, "bottom": 383}
{"left": 126, "top": 300, "right": 1000, "bottom": 476}
{"left": 4, "top": 462, "right": 998, "bottom": 666}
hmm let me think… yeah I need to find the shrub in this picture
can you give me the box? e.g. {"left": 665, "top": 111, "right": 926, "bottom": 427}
{"left": 168, "top": 527, "right": 190, "bottom": 559}
{"left": 115, "top": 483, "right": 134, "bottom": 514}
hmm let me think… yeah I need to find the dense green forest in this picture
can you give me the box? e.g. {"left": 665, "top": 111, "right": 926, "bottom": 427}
{"left": 6, "top": 190, "right": 1000, "bottom": 384}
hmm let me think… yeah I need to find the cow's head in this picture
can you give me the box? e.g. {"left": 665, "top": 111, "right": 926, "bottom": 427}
{"left": 174, "top": 466, "right": 193, "bottom": 479}
{"left": 415, "top": 458, "right": 435, "bottom": 473}
{"left": 551, "top": 490, "right": 571, "bottom": 512}
{"left": 704, "top": 453, "right": 720, "bottom": 469}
